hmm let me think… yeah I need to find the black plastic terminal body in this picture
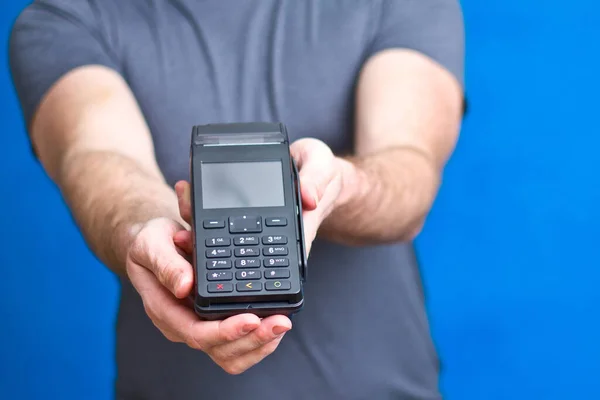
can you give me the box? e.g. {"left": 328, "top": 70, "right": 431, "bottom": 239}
{"left": 190, "top": 123, "right": 308, "bottom": 320}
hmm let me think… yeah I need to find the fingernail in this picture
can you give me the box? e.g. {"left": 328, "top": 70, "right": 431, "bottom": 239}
{"left": 241, "top": 324, "right": 256, "bottom": 334}
{"left": 272, "top": 325, "right": 289, "bottom": 336}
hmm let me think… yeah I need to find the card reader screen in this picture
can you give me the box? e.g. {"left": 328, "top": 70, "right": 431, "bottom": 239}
{"left": 201, "top": 161, "right": 285, "bottom": 209}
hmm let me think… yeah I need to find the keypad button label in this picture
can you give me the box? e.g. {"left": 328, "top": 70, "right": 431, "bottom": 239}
{"left": 229, "top": 216, "right": 262, "bottom": 233}
{"left": 264, "top": 269, "right": 290, "bottom": 279}
{"left": 206, "top": 260, "right": 232, "bottom": 269}
{"left": 236, "top": 270, "right": 261, "bottom": 280}
{"left": 263, "top": 246, "right": 288, "bottom": 256}
{"left": 235, "top": 258, "right": 261, "bottom": 268}
{"left": 265, "top": 217, "right": 287, "bottom": 227}
{"left": 234, "top": 247, "right": 260, "bottom": 257}
{"left": 262, "top": 235, "right": 288, "bottom": 245}
{"left": 207, "top": 271, "right": 233, "bottom": 281}
{"left": 263, "top": 258, "right": 289, "bottom": 267}
{"left": 208, "top": 282, "right": 233, "bottom": 293}
{"left": 203, "top": 219, "right": 225, "bottom": 229}
{"left": 234, "top": 236, "right": 259, "bottom": 246}
{"left": 265, "top": 280, "right": 291, "bottom": 291}
{"left": 206, "top": 249, "right": 231, "bottom": 258}
{"left": 236, "top": 281, "right": 262, "bottom": 292}
{"left": 205, "top": 237, "right": 231, "bottom": 247}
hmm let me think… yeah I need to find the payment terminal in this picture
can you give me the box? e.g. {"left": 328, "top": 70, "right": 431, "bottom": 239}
{"left": 189, "top": 122, "right": 307, "bottom": 320}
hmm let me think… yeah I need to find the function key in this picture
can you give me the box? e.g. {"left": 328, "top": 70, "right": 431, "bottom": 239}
{"left": 235, "top": 270, "right": 261, "bottom": 280}
{"left": 205, "top": 237, "right": 231, "bottom": 247}
{"left": 265, "top": 217, "right": 287, "bottom": 227}
{"left": 206, "top": 248, "right": 231, "bottom": 258}
{"left": 265, "top": 280, "right": 291, "bottom": 291}
{"left": 264, "top": 269, "right": 290, "bottom": 279}
{"left": 236, "top": 281, "right": 262, "bottom": 292}
{"left": 206, "top": 260, "right": 232, "bottom": 269}
{"left": 235, "top": 258, "right": 261, "bottom": 268}
{"left": 203, "top": 219, "right": 225, "bottom": 229}
{"left": 208, "top": 282, "right": 233, "bottom": 293}
{"left": 262, "top": 235, "right": 288, "bottom": 245}
{"left": 207, "top": 271, "right": 233, "bottom": 281}
{"left": 263, "top": 246, "right": 288, "bottom": 256}
{"left": 229, "top": 215, "right": 262, "bottom": 233}
{"left": 263, "top": 257, "right": 290, "bottom": 267}
{"left": 234, "top": 236, "right": 259, "bottom": 246}
{"left": 234, "top": 248, "right": 260, "bottom": 257}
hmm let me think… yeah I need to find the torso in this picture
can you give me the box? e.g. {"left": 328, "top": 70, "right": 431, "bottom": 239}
{"left": 102, "top": 1, "right": 440, "bottom": 398}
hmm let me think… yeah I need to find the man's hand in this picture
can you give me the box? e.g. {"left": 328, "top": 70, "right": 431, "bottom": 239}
{"left": 126, "top": 138, "right": 349, "bottom": 375}
{"left": 175, "top": 138, "right": 352, "bottom": 259}
{"left": 289, "top": 138, "right": 353, "bottom": 254}
{"left": 125, "top": 217, "right": 292, "bottom": 375}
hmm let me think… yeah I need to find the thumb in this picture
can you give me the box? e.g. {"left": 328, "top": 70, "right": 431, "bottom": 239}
{"left": 290, "top": 139, "right": 335, "bottom": 211}
{"left": 140, "top": 228, "right": 194, "bottom": 299}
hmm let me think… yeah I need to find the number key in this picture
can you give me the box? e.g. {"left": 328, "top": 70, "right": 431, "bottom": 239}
{"left": 234, "top": 236, "right": 259, "bottom": 246}
{"left": 236, "top": 270, "right": 261, "bottom": 280}
{"left": 263, "top": 258, "right": 289, "bottom": 267}
{"left": 206, "top": 237, "right": 231, "bottom": 247}
{"left": 206, "top": 249, "right": 231, "bottom": 258}
{"left": 234, "top": 248, "right": 260, "bottom": 257}
{"left": 235, "top": 258, "right": 261, "bottom": 268}
{"left": 206, "top": 260, "right": 232, "bottom": 269}
{"left": 262, "top": 235, "right": 287, "bottom": 245}
{"left": 263, "top": 246, "right": 288, "bottom": 256}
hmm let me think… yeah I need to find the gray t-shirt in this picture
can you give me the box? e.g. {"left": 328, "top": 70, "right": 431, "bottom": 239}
{"left": 10, "top": 1, "right": 464, "bottom": 399}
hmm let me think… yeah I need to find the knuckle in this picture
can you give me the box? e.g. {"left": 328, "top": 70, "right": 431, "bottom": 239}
{"left": 259, "top": 338, "right": 280, "bottom": 358}
{"left": 208, "top": 347, "right": 230, "bottom": 362}
{"left": 164, "top": 330, "right": 183, "bottom": 343}
{"left": 253, "top": 329, "right": 273, "bottom": 347}
{"left": 185, "top": 336, "right": 202, "bottom": 351}
{"left": 185, "top": 322, "right": 206, "bottom": 351}
{"left": 128, "top": 236, "right": 146, "bottom": 263}
{"left": 143, "top": 301, "right": 157, "bottom": 322}
{"left": 217, "top": 324, "right": 239, "bottom": 343}
{"left": 157, "top": 258, "right": 181, "bottom": 290}
{"left": 221, "top": 361, "right": 245, "bottom": 375}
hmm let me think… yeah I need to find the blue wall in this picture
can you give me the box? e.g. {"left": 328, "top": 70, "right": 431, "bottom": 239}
{"left": 1, "top": 1, "right": 598, "bottom": 399}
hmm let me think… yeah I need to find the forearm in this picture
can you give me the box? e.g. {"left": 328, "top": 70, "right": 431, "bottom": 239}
{"left": 319, "top": 145, "right": 440, "bottom": 245}
{"left": 56, "top": 150, "right": 182, "bottom": 275}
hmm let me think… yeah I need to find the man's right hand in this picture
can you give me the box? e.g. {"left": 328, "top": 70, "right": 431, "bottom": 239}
{"left": 125, "top": 217, "right": 292, "bottom": 375}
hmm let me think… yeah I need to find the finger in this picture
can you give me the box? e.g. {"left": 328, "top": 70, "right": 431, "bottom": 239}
{"left": 220, "top": 334, "right": 286, "bottom": 375}
{"left": 211, "top": 315, "right": 291, "bottom": 359}
{"left": 129, "top": 262, "right": 200, "bottom": 342}
{"left": 137, "top": 232, "right": 193, "bottom": 299}
{"left": 290, "top": 139, "right": 335, "bottom": 210}
{"left": 189, "top": 313, "right": 261, "bottom": 350}
{"left": 130, "top": 263, "right": 261, "bottom": 347}
{"left": 175, "top": 180, "right": 192, "bottom": 224}
{"left": 299, "top": 208, "right": 321, "bottom": 255}
{"left": 173, "top": 230, "right": 194, "bottom": 255}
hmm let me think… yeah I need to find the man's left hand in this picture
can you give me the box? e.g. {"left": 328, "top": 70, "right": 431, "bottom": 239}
{"left": 173, "top": 138, "right": 350, "bottom": 257}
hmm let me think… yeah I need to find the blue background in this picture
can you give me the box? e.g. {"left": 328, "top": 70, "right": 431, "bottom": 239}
{"left": 1, "top": 0, "right": 598, "bottom": 399}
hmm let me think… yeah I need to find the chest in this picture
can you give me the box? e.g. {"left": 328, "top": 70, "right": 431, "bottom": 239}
{"left": 112, "top": 0, "right": 378, "bottom": 183}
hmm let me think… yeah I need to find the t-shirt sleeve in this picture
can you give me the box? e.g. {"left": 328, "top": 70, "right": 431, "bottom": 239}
{"left": 9, "top": 0, "right": 121, "bottom": 129}
{"left": 369, "top": 0, "right": 465, "bottom": 88}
